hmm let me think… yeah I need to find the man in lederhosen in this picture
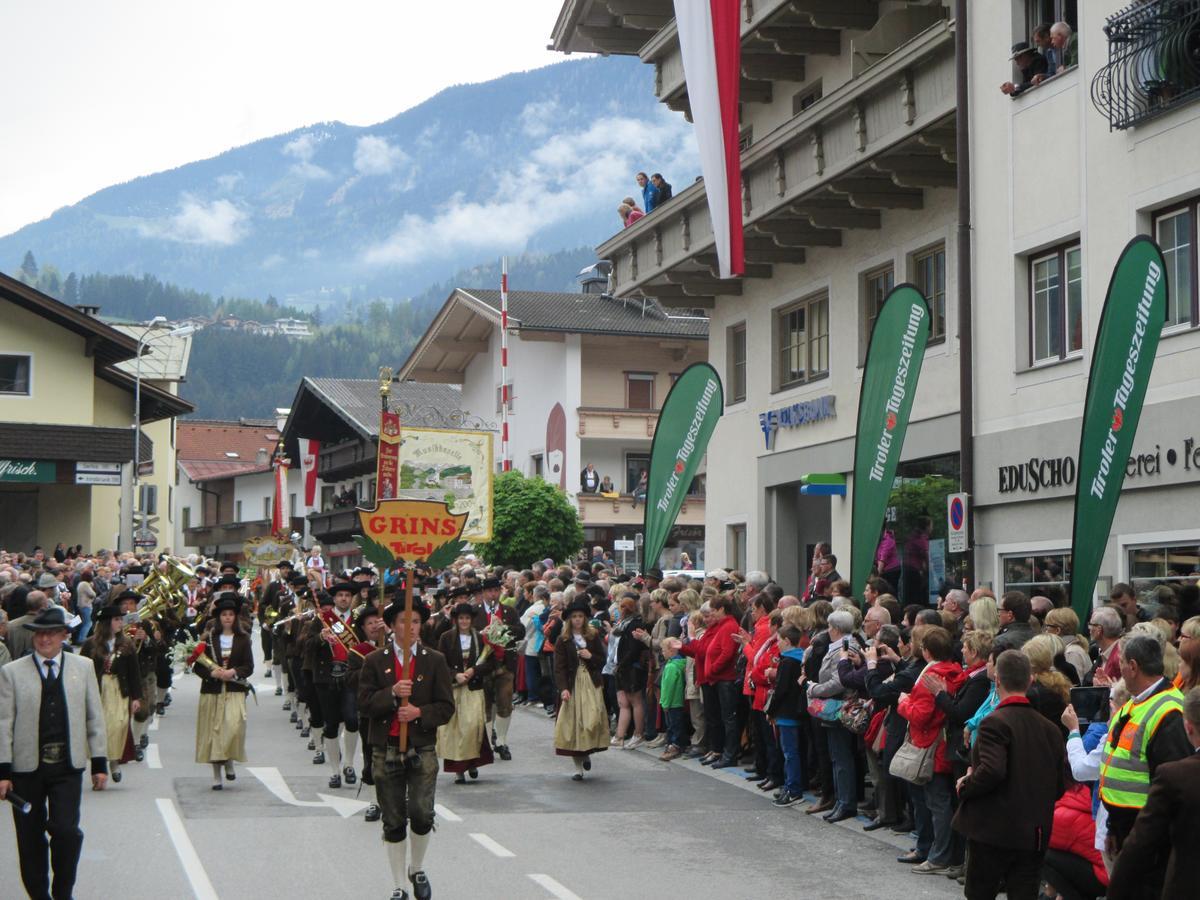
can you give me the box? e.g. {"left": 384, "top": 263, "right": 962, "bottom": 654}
{"left": 259, "top": 559, "right": 294, "bottom": 691}
{"left": 303, "top": 582, "right": 361, "bottom": 788}
{"left": 471, "top": 577, "right": 524, "bottom": 760}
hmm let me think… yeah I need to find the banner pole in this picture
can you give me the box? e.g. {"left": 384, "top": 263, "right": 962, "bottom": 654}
{"left": 500, "top": 257, "right": 511, "bottom": 473}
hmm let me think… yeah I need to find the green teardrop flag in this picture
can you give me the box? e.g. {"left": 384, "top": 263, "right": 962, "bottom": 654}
{"left": 642, "top": 362, "right": 724, "bottom": 571}
{"left": 1068, "top": 236, "right": 1167, "bottom": 623}
{"left": 850, "top": 284, "right": 932, "bottom": 595}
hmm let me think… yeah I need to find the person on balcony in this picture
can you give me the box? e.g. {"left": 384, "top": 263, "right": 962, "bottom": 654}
{"left": 598, "top": 475, "right": 617, "bottom": 498}
{"left": 580, "top": 464, "right": 600, "bottom": 494}
{"left": 618, "top": 203, "right": 644, "bottom": 228}
{"left": 630, "top": 470, "right": 648, "bottom": 509}
{"left": 636, "top": 172, "right": 660, "bottom": 213}
{"left": 1001, "top": 42, "right": 1048, "bottom": 97}
{"left": 651, "top": 173, "right": 672, "bottom": 204}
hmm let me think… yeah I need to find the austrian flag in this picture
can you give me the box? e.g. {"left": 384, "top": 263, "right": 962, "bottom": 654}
{"left": 673, "top": 0, "right": 744, "bottom": 279}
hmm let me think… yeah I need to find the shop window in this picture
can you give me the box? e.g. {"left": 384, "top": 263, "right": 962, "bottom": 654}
{"left": 626, "top": 372, "right": 655, "bottom": 409}
{"left": 625, "top": 452, "right": 650, "bottom": 493}
{"left": 913, "top": 244, "right": 947, "bottom": 343}
{"left": 0, "top": 354, "right": 31, "bottom": 395}
{"left": 775, "top": 292, "right": 829, "bottom": 389}
{"left": 728, "top": 323, "right": 747, "bottom": 403}
{"left": 880, "top": 454, "right": 963, "bottom": 604}
{"left": 861, "top": 265, "right": 895, "bottom": 363}
{"left": 1002, "top": 552, "right": 1072, "bottom": 595}
{"left": 1128, "top": 542, "right": 1200, "bottom": 594}
{"left": 1029, "top": 243, "right": 1083, "bottom": 365}
{"left": 1154, "top": 202, "right": 1198, "bottom": 329}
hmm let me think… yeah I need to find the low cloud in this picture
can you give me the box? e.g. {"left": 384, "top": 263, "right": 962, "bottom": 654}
{"left": 362, "top": 109, "right": 697, "bottom": 267}
{"left": 215, "top": 173, "right": 243, "bottom": 192}
{"left": 354, "top": 135, "right": 409, "bottom": 176}
{"left": 138, "top": 195, "right": 249, "bottom": 246}
{"left": 282, "top": 132, "right": 330, "bottom": 180}
{"left": 519, "top": 99, "right": 560, "bottom": 138}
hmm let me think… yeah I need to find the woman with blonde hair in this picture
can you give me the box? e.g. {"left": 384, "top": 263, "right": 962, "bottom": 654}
{"left": 1129, "top": 620, "right": 1181, "bottom": 681}
{"left": 677, "top": 588, "right": 702, "bottom": 613}
{"left": 1044, "top": 607, "right": 1092, "bottom": 683}
{"left": 1022, "top": 634, "right": 1072, "bottom": 729}
{"left": 967, "top": 596, "right": 1000, "bottom": 636}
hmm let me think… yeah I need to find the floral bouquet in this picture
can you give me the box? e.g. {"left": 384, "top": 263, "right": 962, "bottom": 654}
{"left": 475, "top": 619, "right": 513, "bottom": 665}
{"left": 172, "top": 638, "right": 255, "bottom": 694}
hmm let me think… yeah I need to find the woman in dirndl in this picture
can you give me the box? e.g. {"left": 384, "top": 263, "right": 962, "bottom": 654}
{"left": 436, "top": 603, "right": 495, "bottom": 783}
{"left": 195, "top": 593, "right": 254, "bottom": 789}
{"left": 81, "top": 605, "right": 143, "bottom": 783}
{"left": 553, "top": 598, "right": 608, "bottom": 780}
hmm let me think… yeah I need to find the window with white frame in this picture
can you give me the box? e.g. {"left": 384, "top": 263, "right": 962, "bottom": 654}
{"left": 913, "top": 244, "right": 947, "bottom": 343}
{"left": 775, "top": 292, "right": 829, "bottom": 389}
{"left": 626, "top": 372, "right": 655, "bottom": 409}
{"left": 1002, "top": 551, "right": 1072, "bottom": 595}
{"left": 1128, "top": 542, "right": 1200, "bottom": 594}
{"left": 0, "top": 354, "right": 31, "bottom": 395}
{"left": 1154, "top": 202, "right": 1197, "bottom": 329}
{"left": 728, "top": 323, "right": 747, "bottom": 403}
{"left": 1029, "top": 243, "right": 1083, "bottom": 365}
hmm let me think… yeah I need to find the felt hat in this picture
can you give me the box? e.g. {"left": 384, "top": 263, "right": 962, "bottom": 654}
{"left": 383, "top": 599, "right": 430, "bottom": 625}
{"left": 566, "top": 598, "right": 592, "bottom": 618}
{"left": 213, "top": 593, "right": 242, "bottom": 614}
{"left": 452, "top": 602, "right": 476, "bottom": 620}
{"left": 23, "top": 606, "right": 74, "bottom": 631}
{"left": 94, "top": 605, "right": 123, "bottom": 622}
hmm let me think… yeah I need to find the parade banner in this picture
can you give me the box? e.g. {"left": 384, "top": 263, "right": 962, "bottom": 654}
{"left": 642, "top": 362, "right": 723, "bottom": 571}
{"left": 377, "top": 409, "right": 401, "bottom": 500}
{"left": 850, "top": 284, "right": 931, "bottom": 594}
{"left": 355, "top": 499, "right": 468, "bottom": 569}
{"left": 271, "top": 456, "right": 288, "bottom": 537}
{"left": 1068, "top": 236, "right": 1167, "bottom": 622}
{"left": 398, "top": 427, "right": 494, "bottom": 541}
{"left": 301, "top": 438, "right": 320, "bottom": 507}
{"left": 243, "top": 535, "right": 298, "bottom": 568}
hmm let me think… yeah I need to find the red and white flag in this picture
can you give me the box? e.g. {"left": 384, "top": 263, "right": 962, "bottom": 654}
{"left": 272, "top": 457, "right": 289, "bottom": 536}
{"left": 674, "top": 0, "right": 744, "bottom": 279}
{"left": 300, "top": 438, "right": 320, "bottom": 507}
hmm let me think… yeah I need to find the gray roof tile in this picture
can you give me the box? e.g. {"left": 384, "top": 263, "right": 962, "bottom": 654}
{"left": 304, "top": 378, "right": 465, "bottom": 438}
{"left": 458, "top": 289, "right": 709, "bottom": 339}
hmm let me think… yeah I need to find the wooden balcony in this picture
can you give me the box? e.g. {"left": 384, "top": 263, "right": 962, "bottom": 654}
{"left": 577, "top": 407, "right": 659, "bottom": 439}
{"left": 577, "top": 492, "right": 704, "bottom": 527}
{"left": 597, "top": 21, "right": 956, "bottom": 302}
{"left": 306, "top": 507, "right": 362, "bottom": 545}
{"left": 184, "top": 517, "right": 306, "bottom": 550}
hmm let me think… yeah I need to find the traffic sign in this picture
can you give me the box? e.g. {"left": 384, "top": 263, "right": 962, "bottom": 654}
{"left": 614, "top": 539, "right": 635, "bottom": 551}
{"left": 947, "top": 492, "right": 969, "bottom": 553}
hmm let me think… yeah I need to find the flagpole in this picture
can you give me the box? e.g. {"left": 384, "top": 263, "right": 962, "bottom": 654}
{"left": 377, "top": 368, "right": 392, "bottom": 616}
{"left": 500, "top": 257, "right": 511, "bottom": 473}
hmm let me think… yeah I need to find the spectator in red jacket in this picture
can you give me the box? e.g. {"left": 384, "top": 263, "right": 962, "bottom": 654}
{"left": 744, "top": 606, "right": 782, "bottom": 789}
{"left": 681, "top": 595, "right": 742, "bottom": 767}
{"left": 897, "top": 626, "right": 968, "bottom": 874}
{"left": 1042, "top": 778, "right": 1107, "bottom": 900}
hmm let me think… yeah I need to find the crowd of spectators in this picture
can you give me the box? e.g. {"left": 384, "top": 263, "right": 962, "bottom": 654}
{"left": 1002, "top": 21, "right": 1078, "bottom": 97}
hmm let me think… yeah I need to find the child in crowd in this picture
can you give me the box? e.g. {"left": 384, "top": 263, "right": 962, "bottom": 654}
{"left": 768, "top": 625, "right": 807, "bottom": 807}
{"left": 658, "top": 638, "right": 687, "bottom": 760}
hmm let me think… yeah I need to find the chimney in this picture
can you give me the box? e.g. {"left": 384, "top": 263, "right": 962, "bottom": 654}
{"left": 74, "top": 304, "right": 101, "bottom": 317}
{"left": 256, "top": 448, "right": 270, "bottom": 466}
{"left": 577, "top": 260, "right": 613, "bottom": 295}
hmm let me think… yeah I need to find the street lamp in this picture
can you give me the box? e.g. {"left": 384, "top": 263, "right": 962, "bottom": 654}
{"left": 129, "top": 318, "right": 194, "bottom": 550}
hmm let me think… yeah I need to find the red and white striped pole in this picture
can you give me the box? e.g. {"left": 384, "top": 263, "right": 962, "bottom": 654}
{"left": 500, "top": 256, "right": 511, "bottom": 472}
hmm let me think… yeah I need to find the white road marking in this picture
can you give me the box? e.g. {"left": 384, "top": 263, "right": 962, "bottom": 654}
{"left": 469, "top": 832, "right": 515, "bottom": 858}
{"left": 528, "top": 873, "right": 584, "bottom": 900}
{"left": 247, "top": 766, "right": 369, "bottom": 818}
{"left": 146, "top": 744, "right": 162, "bottom": 769}
{"left": 434, "top": 803, "right": 461, "bottom": 822}
{"left": 156, "top": 798, "right": 219, "bottom": 900}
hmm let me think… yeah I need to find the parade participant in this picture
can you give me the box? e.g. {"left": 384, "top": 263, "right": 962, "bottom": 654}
{"left": 299, "top": 587, "right": 326, "bottom": 759}
{"left": 276, "top": 572, "right": 306, "bottom": 716}
{"left": 349, "top": 604, "right": 387, "bottom": 823}
{"left": 80, "top": 606, "right": 142, "bottom": 784}
{"left": 436, "top": 603, "right": 495, "bottom": 783}
{"left": 259, "top": 559, "right": 294, "bottom": 684}
{"left": 473, "top": 577, "right": 524, "bottom": 760}
{"left": 304, "top": 582, "right": 361, "bottom": 788}
{"left": 194, "top": 594, "right": 254, "bottom": 790}
{"left": 113, "top": 589, "right": 162, "bottom": 761}
{"left": 553, "top": 598, "right": 608, "bottom": 780}
{"left": 0, "top": 606, "right": 108, "bottom": 900}
{"left": 359, "top": 599, "right": 454, "bottom": 900}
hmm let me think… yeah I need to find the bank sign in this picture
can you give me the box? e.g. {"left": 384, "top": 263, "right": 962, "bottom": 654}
{"left": 0, "top": 459, "right": 55, "bottom": 483}
{"left": 758, "top": 395, "right": 836, "bottom": 450}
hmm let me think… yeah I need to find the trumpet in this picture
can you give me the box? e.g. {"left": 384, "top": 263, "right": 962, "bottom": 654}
{"left": 319, "top": 606, "right": 371, "bottom": 660}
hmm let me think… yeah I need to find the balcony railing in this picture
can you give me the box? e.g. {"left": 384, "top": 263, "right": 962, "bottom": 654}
{"left": 184, "top": 517, "right": 306, "bottom": 549}
{"left": 577, "top": 407, "right": 659, "bottom": 439}
{"left": 306, "top": 507, "right": 362, "bottom": 544}
{"left": 1092, "top": 0, "right": 1200, "bottom": 129}
{"left": 577, "top": 491, "right": 704, "bottom": 527}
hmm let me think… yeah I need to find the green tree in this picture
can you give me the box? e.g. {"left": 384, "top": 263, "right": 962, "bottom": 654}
{"left": 63, "top": 272, "right": 79, "bottom": 304}
{"left": 19, "top": 250, "right": 37, "bottom": 281}
{"left": 474, "top": 471, "right": 583, "bottom": 569}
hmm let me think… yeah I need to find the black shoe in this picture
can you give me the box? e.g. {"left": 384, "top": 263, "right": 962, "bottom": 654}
{"left": 891, "top": 818, "right": 915, "bottom": 833}
{"left": 742, "top": 765, "right": 761, "bottom": 774}
{"left": 139, "top": 734, "right": 149, "bottom": 749}
{"left": 307, "top": 739, "right": 316, "bottom": 751}
{"left": 294, "top": 719, "right": 303, "bottom": 730}
{"left": 806, "top": 798, "right": 835, "bottom": 815}
{"left": 313, "top": 751, "right": 325, "bottom": 765}
{"left": 225, "top": 768, "right": 236, "bottom": 782}
{"left": 389, "top": 889, "right": 408, "bottom": 900}
{"left": 274, "top": 686, "right": 283, "bottom": 696}
{"left": 328, "top": 774, "right": 341, "bottom": 789}
{"left": 582, "top": 757, "right": 592, "bottom": 771}
{"left": 897, "top": 851, "right": 926, "bottom": 864}
{"left": 282, "top": 700, "right": 292, "bottom": 711}
{"left": 863, "top": 818, "right": 897, "bottom": 832}
{"left": 290, "top": 711, "right": 299, "bottom": 723}
{"left": 300, "top": 726, "right": 310, "bottom": 738}
{"left": 825, "top": 807, "right": 855, "bottom": 824}
{"left": 699, "top": 753, "right": 719, "bottom": 766}
{"left": 773, "top": 791, "right": 803, "bottom": 807}
{"left": 365, "top": 803, "right": 381, "bottom": 822}
{"left": 410, "top": 870, "right": 431, "bottom": 900}
{"left": 758, "top": 779, "right": 782, "bottom": 792}
{"left": 163, "top": 694, "right": 172, "bottom": 707}
{"left": 710, "top": 757, "right": 737, "bottom": 769}
{"left": 545, "top": 706, "right": 556, "bottom": 717}
{"left": 112, "top": 769, "right": 122, "bottom": 783}
{"left": 469, "top": 768, "right": 479, "bottom": 779}
{"left": 571, "top": 773, "right": 584, "bottom": 781}
{"left": 454, "top": 773, "right": 466, "bottom": 784}
{"left": 343, "top": 767, "right": 357, "bottom": 785}
{"left": 497, "top": 744, "right": 512, "bottom": 761}
{"left": 134, "top": 748, "right": 144, "bottom": 762}
{"left": 490, "top": 728, "right": 498, "bottom": 746}
{"left": 156, "top": 702, "right": 165, "bottom": 716}
{"left": 211, "top": 783, "right": 223, "bottom": 791}
{"left": 265, "top": 670, "right": 272, "bottom": 678}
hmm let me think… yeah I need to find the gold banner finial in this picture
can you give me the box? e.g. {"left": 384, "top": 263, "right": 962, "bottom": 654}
{"left": 379, "top": 366, "right": 393, "bottom": 397}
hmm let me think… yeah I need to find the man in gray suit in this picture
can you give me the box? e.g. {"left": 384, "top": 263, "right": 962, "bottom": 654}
{"left": 0, "top": 606, "right": 108, "bottom": 900}
{"left": 7, "top": 590, "right": 49, "bottom": 660}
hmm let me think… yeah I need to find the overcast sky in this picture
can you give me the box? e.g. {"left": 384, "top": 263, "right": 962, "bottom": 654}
{"left": 0, "top": 0, "right": 566, "bottom": 237}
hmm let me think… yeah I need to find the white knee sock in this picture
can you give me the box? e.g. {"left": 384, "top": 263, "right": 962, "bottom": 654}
{"left": 211, "top": 762, "right": 222, "bottom": 784}
{"left": 495, "top": 714, "right": 511, "bottom": 745}
{"left": 387, "top": 839, "right": 408, "bottom": 887}
{"left": 272, "top": 663, "right": 283, "bottom": 683}
{"left": 131, "top": 716, "right": 147, "bottom": 745}
{"left": 224, "top": 759, "right": 234, "bottom": 776}
{"left": 328, "top": 740, "right": 342, "bottom": 777}
{"left": 344, "top": 729, "right": 359, "bottom": 768}
{"left": 409, "top": 831, "right": 430, "bottom": 875}
{"left": 316, "top": 733, "right": 325, "bottom": 753}
{"left": 573, "top": 756, "right": 586, "bottom": 774}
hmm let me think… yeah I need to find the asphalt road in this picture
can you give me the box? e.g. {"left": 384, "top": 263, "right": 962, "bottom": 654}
{"left": 0, "top": 637, "right": 966, "bottom": 899}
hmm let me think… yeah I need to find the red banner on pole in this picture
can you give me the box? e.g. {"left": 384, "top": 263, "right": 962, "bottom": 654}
{"left": 301, "top": 438, "right": 320, "bottom": 506}
{"left": 271, "top": 458, "right": 289, "bottom": 536}
{"left": 377, "top": 409, "right": 400, "bottom": 501}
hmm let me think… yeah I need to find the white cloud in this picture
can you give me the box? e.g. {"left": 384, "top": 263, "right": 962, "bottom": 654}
{"left": 215, "top": 172, "right": 243, "bottom": 192}
{"left": 518, "top": 99, "right": 559, "bottom": 138}
{"left": 282, "top": 132, "right": 330, "bottom": 179}
{"left": 137, "top": 195, "right": 249, "bottom": 245}
{"left": 353, "top": 135, "right": 409, "bottom": 176}
{"left": 362, "top": 109, "right": 697, "bottom": 266}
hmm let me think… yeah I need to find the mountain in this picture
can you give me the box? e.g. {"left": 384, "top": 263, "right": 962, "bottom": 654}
{"left": 0, "top": 57, "right": 696, "bottom": 309}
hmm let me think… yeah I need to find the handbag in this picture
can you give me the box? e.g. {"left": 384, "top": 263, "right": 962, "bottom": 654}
{"left": 888, "top": 726, "right": 942, "bottom": 785}
{"left": 806, "top": 696, "right": 844, "bottom": 722}
{"left": 837, "top": 693, "right": 873, "bottom": 735}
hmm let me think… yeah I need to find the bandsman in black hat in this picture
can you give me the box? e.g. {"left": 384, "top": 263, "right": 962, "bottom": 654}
{"left": 359, "top": 598, "right": 454, "bottom": 900}
{"left": 470, "top": 575, "right": 525, "bottom": 761}
{"left": 258, "top": 559, "right": 294, "bottom": 684}
{"left": 194, "top": 592, "right": 254, "bottom": 789}
{"left": 436, "top": 602, "right": 495, "bottom": 783}
{"left": 113, "top": 589, "right": 162, "bottom": 759}
{"left": 302, "top": 581, "right": 362, "bottom": 789}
